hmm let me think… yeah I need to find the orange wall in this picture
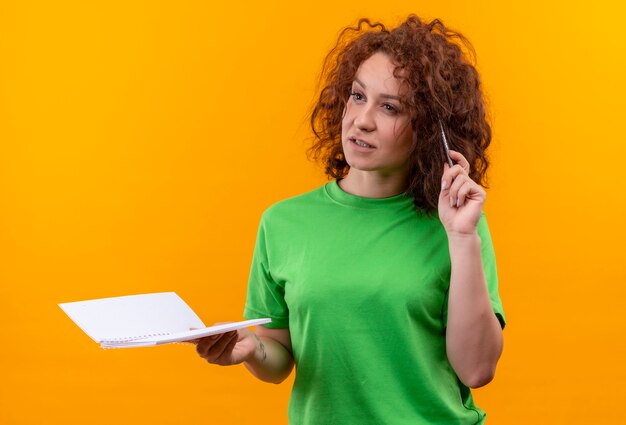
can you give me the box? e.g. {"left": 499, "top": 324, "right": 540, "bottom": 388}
{"left": 1, "top": 1, "right": 624, "bottom": 424}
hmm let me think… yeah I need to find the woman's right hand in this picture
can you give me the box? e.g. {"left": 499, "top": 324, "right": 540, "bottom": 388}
{"left": 193, "top": 325, "right": 294, "bottom": 383}
{"left": 194, "top": 328, "right": 260, "bottom": 366}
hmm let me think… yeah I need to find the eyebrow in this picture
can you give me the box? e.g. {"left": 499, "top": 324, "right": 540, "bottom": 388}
{"left": 353, "top": 78, "right": 402, "bottom": 101}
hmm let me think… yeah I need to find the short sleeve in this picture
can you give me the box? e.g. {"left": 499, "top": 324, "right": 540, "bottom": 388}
{"left": 443, "top": 213, "right": 506, "bottom": 329}
{"left": 477, "top": 214, "right": 506, "bottom": 328}
{"left": 243, "top": 215, "right": 290, "bottom": 328}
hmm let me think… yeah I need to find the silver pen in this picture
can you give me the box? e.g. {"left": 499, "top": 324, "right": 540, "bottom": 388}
{"left": 439, "top": 120, "right": 454, "bottom": 168}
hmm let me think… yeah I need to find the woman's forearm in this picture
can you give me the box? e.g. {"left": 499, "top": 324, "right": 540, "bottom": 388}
{"left": 244, "top": 333, "right": 294, "bottom": 384}
{"left": 445, "top": 232, "right": 503, "bottom": 388}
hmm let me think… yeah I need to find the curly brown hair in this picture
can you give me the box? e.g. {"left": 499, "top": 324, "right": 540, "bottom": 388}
{"left": 309, "top": 15, "right": 492, "bottom": 214}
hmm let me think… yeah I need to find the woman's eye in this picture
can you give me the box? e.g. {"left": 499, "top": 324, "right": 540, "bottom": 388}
{"left": 350, "top": 91, "right": 364, "bottom": 101}
{"left": 383, "top": 103, "right": 398, "bottom": 113}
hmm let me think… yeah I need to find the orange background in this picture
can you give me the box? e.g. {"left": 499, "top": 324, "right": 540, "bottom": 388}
{"left": 1, "top": 1, "right": 625, "bottom": 424}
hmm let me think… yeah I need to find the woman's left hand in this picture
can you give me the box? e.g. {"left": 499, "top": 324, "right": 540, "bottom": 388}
{"left": 438, "top": 150, "right": 486, "bottom": 236}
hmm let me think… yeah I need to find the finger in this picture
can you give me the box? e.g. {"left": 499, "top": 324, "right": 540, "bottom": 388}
{"left": 448, "top": 150, "right": 470, "bottom": 173}
{"left": 196, "top": 337, "right": 216, "bottom": 356}
{"left": 205, "top": 332, "right": 238, "bottom": 363}
{"left": 196, "top": 334, "right": 222, "bottom": 358}
{"left": 456, "top": 180, "right": 476, "bottom": 208}
{"left": 214, "top": 335, "right": 239, "bottom": 366}
{"left": 447, "top": 174, "right": 470, "bottom": 208}
{"left": 207, "top": 331, "right": 238, "bottom": 364}
{"left": 441, "top": 163, "right": 467, "bottom": 193}
{"left": 195, "top": 333, "right": 223, "bottom": 356}
{"left": 458, "top": 179, "right": 486, "bottom": 208}
{"left": 441, "top": 163, "right": 450, "bottom": 191}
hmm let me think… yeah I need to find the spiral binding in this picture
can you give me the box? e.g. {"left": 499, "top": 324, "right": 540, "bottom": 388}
{"left": 101, "top": 332, "right": 171, "bottom": 345}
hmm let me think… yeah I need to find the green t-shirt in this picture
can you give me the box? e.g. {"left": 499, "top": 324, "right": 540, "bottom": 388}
{"left": 244, "top": 181, "right": 505, "bottom": 425}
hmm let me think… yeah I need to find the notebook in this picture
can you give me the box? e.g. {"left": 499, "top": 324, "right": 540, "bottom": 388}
{"left": 59, "top": 292, "right": 271, "bottom": 348}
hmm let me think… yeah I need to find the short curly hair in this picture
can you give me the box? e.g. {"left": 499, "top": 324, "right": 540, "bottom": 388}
{"left": 309, "top": 15, "right": 492, "bottom": 214}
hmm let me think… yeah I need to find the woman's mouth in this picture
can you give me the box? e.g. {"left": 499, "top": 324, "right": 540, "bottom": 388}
{"left": 350, "top": 137, "right": 375, "bottom": 149}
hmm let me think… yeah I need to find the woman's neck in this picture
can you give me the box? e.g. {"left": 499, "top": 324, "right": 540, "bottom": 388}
{"left": 338, "top": 170, "right": 408, "bottom": 198}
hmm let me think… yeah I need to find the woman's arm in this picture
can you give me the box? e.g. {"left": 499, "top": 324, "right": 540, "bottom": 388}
{"left": 244, "top": 326, "right": 294, "bottom": 384}
{"left": 439, "top": 150, "right": 503, "bottom": 388}
{"left": 445, "top": 234, "right": 503, "bottom": 388}
{"left": 194, "top": 326, "right": 294, "bottom": 384}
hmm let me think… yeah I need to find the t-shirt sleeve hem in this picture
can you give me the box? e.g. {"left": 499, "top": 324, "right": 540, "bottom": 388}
{"left": 495, "top": 311, "right": 506, "bottom": 330}
{"left": 243, "top": 306, "right": 289, "bottom": 328}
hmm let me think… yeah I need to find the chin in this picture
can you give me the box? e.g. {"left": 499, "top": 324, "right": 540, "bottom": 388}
{"left": 342, "top": 154, "right": 371, "bottom": 171}
{"left": 346, "top": 162, "right": 380, "bottom": 173}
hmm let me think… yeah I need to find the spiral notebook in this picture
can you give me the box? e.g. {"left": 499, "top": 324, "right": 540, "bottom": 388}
{"left": 59, "top": 292, "right": 271, "bottom": 348}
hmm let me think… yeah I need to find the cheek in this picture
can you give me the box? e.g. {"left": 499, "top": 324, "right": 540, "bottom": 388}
{"left": 390, "top": 120, "right": 413, "bottom": 147}
{"left": 341, "top": 105, "right": 352, "bottom": 128}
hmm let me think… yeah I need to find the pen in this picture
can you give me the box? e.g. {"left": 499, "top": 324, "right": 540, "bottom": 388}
{"left": 439, "top": 120, "right": 454, "bottom": 168}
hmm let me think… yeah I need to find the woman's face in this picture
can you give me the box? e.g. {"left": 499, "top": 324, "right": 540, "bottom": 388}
{"left": 341, "top": 52, "right": 414, "bottom": 177}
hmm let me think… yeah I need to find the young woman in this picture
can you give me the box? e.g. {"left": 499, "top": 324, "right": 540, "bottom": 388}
{"left": 194, "top": 15, "right": 505, "bottom": 424}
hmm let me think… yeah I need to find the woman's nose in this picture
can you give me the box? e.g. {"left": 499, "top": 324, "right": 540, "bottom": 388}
{"left": 354, "top": 106, "right": 376, "bottom": 132}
